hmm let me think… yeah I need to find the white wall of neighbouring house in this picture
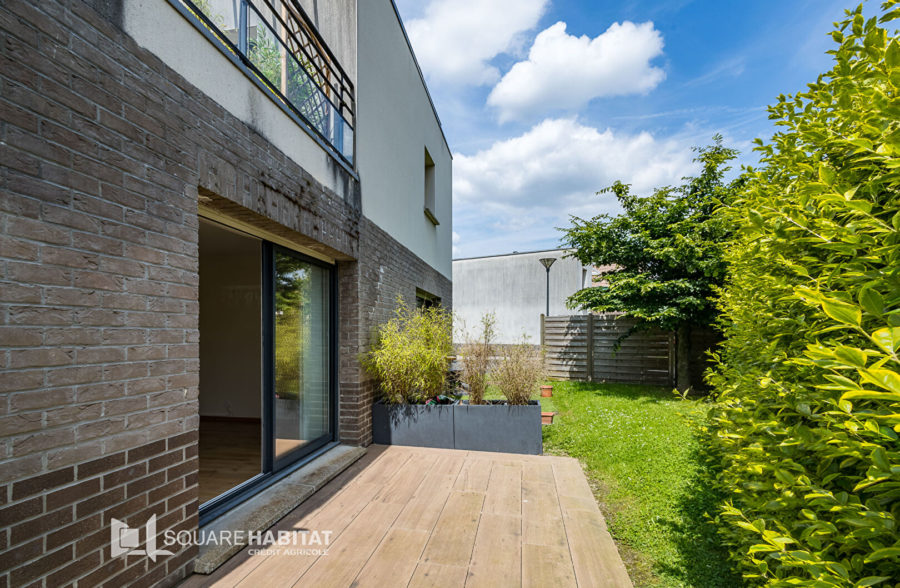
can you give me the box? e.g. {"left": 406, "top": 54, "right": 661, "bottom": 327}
{"left": 453, "top": 249, "right": 592, "bottom": 345}
{"left": 355, "top": 0, "right": 453, "bottom": 280}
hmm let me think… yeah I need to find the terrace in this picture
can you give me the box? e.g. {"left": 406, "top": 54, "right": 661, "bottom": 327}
{"left": 181, "top": 445, "right": 632, "bottom": 587}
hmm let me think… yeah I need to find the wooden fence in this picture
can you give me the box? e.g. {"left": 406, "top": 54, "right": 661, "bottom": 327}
{"left": 541, "top": 313, "right": 675, "bottom": 386}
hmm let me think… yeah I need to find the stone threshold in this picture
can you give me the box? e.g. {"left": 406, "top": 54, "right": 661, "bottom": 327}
{"left": 193, "top": 444, "right": 367, "bottom": 574}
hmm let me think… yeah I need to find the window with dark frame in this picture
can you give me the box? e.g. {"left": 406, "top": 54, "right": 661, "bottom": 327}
{"left": 424, "top": 147, "right": 438, "bottom": 225}
{"left": 415, "top": 288, "right": 440, "bottom": 310}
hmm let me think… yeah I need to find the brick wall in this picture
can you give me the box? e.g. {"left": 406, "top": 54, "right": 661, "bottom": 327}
{"left": 337, "top": 218, "right": 453, "bottom": 446}
{"left": 0, "top": 434, "right": 198, "bottom": 588}
{"left": 0, "top": 0, "right": 451, "bottom": 585}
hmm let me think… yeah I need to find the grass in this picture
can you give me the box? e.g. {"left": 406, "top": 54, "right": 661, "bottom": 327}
{"left": 537, "top": 381, "right": 740, "bottom": 588}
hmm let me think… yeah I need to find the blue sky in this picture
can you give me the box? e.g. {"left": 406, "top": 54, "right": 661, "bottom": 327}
{"left": 393, "top": 0, "right": 851, "bottom": 258}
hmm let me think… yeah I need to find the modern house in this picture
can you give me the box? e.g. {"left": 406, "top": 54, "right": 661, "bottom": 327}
{"left": 0, "top": 0, "right": 451, "bottom": 585}
{"left": 452, "top": 249, "right": 594, "bottom": 345}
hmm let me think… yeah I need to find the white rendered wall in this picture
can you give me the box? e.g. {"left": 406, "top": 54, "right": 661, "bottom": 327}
{"left": 453, "top": 250, "right": 591, "bottom": 345}
{"left": 123, "top": 0, "right": 357, "bottom": 200}
{"left": 356, "top": 0, "right": 453, "bottom": 280}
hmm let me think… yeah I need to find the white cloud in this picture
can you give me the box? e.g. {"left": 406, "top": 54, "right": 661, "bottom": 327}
{"left": 487, "top": 21, "right": 666, "bottom": 122}
{"left": 405, "top": 0, "right": 548, "bottom": 86}
{"left": 452, "top": 118, "right": 699, "bottom": 257}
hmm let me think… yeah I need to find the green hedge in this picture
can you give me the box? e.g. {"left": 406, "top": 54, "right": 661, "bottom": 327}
{"left": 708, "top": 3, "right": 900, "bottom": 585}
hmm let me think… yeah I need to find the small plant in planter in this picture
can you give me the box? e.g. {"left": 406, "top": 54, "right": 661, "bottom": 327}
{"left": 363, "top": 298, "right": 453, "bottom": 405}
{"left": 369, "top": 315, "right": 543, "bottom": 454}
{"left": 492, "top": 338, "right": 544, "bottom": 405}
{"left": 457, "top": 312, "right": 496, "bottom": 405}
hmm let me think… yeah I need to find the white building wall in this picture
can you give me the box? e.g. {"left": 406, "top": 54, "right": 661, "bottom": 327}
{"left": 355, "top": 0, "right": 453, "bottom": 280}
{"left": 453, "top": 250, "right": 591, "bottom": 345}
{"left": 123, "top": 0, "right": 357, "bottom": 201}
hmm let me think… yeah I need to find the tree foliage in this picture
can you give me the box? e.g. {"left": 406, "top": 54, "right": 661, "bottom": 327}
{"left": 707, "top": 3, "right": 900, "bottom": 584}
{"left": 562, "top": 137, "right": 739, "bottom": 334}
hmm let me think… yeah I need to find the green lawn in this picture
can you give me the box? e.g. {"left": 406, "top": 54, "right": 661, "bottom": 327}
{"left": 538, "top": 381, "right": 739, "bottom": 588}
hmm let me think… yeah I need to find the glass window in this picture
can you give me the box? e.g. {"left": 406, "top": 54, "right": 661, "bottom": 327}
{"left": 273, "top": 248, "right": 331, "bottom": 466}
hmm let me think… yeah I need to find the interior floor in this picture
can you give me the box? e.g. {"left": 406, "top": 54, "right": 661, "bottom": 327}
{"left": 198, "top": 418, "right": 312, "bottom": 504}
{"left": 198, "top": 418, "right": 262, "bottom": 504}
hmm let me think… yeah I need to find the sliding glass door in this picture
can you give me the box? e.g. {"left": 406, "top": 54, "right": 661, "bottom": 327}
{"left": 198, "top": 219, "right": 335, "bottom": 523}
{"left": 273, "top": 247, "right": 332, "bottom": 467}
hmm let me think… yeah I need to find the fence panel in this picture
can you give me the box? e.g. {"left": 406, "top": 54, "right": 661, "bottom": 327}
{"left": 542, "top": 313, "right": 674, "bottom": 386}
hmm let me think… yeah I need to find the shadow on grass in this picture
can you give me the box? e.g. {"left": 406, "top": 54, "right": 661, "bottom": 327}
{"left": 543, "top": 381, "right": 741, "bottom": 587}
{"left": 549, "top": 380, "right": 679, "bottom": 404}
{"left": 654, "top": 431, "right": 743, "bottom": 588}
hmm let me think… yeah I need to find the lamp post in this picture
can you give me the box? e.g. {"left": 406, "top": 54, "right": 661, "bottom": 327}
{"left": 539, "top": 257, "right": 556, "bottom": 316}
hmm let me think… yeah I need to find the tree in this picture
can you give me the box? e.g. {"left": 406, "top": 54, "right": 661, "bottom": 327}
{"left": 561, "top": 136, "right": 739, "bottom": 391}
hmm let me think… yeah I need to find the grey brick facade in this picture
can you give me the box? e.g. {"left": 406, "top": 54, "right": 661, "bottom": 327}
{"left": 0, "top": 0, "right": 451, "bottom": 586}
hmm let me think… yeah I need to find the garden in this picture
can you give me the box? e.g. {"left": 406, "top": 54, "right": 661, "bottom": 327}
{"left": 364, "top": 3, "right": 900, "bottom": 586}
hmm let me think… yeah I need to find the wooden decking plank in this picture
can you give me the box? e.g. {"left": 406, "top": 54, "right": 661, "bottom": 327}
{"left": 563, "top": 514, "right": 633, "bottom": 587}
{"left": 346, "top": 444, "right": 414, "bottom": 487}
{"left": 523, "top": 460, "right": 556, "bottom": 486}
{"left": 551, "top": 458, "right": 596, "bottom": 501}
{"left": 419, "top": 491, "right": 484, "bottom": 567}
{"left": 373, "top": 451, "right": 436, "bottom": 505}
{"left": 393, "top": 466, "right": 462, "bottom": 532}
{"left": 452, "top": 457, "right": 492, "bottom": 492}
{"left": 482, "top": 463, "right": 522, "bottom": 516}
{"left": 234, "top": 481, "right": 383, "bottom": 587}
{"left": 558, "top": 493, "right": 605, "bottom": 525}
{"left": 522, "top": 543, "right": 577, "bottom": 588}
{"left": 465, "top": 513, "right": 522, "bottom": 588}
{"left": 408, "top": 562, "right": 468, "bottom": 588}
{"left": 429, "top": 452, "right": 465, "bottom": 478}
{"left": 550, "top": 456, "right": 632, "bottom": 586}
{"left": 292, "top": 500, "right": 405, "bottom": 588}
{"left": 522, "top": 480, "right": 568, "bottom": 548}
{"left": 349, "top": 527, "right": 430, "bottom": 588}
{"left": 234, "top": 546, "right": 321, "bottom": 588}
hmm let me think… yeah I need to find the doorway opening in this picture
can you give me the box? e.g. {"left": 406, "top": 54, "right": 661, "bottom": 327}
{"left": 198, "top": 220, "right": 263, "bottom": 503}
{"left": 197, "top": 217, "right": 336, "bottom": 518}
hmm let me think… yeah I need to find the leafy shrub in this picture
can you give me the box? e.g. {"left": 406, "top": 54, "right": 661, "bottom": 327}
{"left": 458, "top": 313, "right": 496, "bottom": 405}
{"left": 493, "top": 339, "right": 543, "bottom": 405}
{"left": 364, "top": 298, "right": 453, "bottom": 405}
{"left": 708, "top": 3, "right": 900, "bottom": 584}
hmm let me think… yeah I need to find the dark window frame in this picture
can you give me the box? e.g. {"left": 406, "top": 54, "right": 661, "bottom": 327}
{"left": 423, "top": 147, "right": 438, "bottom": 225}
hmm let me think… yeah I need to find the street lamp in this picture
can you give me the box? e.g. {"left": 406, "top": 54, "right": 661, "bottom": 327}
{"left": 539, "top": 257, "right": 556, "bottom": 316}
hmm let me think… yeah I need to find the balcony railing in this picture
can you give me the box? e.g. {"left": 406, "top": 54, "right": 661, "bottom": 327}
{"left": 178, "top": 0, "right": 355, "bottom": 165}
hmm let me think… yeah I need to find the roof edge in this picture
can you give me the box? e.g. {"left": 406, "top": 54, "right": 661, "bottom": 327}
{"left": 453, "top": 247, "right": 573, "bottom": 262}
{"left": 386, "top": 0, "right": 452, "bottom": 157}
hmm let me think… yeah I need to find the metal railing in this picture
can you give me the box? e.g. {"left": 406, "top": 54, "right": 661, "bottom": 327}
{"left": 179, "top": 0, "right": 355, "bottom": 164}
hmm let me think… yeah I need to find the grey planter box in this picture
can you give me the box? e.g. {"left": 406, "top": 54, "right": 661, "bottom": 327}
{"left": 453, "top": 401, "right": 542, "bottom": 455}
{"left": 371, "top": 403, "right": 455, "bottom": 448}
{"left": 371, "top": 400, "right": 542, "bottom": 455}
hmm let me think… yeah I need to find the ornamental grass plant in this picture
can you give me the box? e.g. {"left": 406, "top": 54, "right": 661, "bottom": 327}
{"left": 493, "top": 338, "right": 544, "bottom": 405}
{"left": 458, "top": 313, "right": 496, "bottom": 405}
{"left": 364, "top": 298, "right": 453, "bottom": 405}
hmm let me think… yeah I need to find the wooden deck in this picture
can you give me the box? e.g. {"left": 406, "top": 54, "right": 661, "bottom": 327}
{"left": 182, "top": 445, "right": 633, "bottom": 588}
